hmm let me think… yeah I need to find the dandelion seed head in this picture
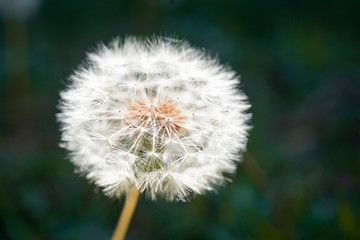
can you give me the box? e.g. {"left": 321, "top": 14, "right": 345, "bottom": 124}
{"left": 57, "top": 36, "right": 251, "bottom": 201}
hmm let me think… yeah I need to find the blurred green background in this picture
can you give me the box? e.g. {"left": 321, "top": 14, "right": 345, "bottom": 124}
{"left": 1, "top": 0, "right": 359, "bottom": 239}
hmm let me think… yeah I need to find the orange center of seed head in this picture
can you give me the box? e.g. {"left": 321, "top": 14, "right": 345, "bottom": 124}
{"left": 124, "top": 99, "right": 186, "bottom": 136}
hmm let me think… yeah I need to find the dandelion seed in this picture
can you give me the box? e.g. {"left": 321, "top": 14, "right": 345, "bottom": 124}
{"left": 57, "top": 36, "right": 251, "bottom": 202}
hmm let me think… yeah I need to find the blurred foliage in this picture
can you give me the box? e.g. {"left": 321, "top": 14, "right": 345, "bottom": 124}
{"left": 0, "top": 0, "right": 359, "bottom": 239}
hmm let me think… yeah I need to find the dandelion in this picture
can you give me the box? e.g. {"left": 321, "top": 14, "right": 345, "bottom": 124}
{"left": 57, "top": 36, "right": 251, "bottom": 239}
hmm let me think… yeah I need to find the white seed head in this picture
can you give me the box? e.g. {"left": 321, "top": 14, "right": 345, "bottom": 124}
{"left": 57, "top": 36, "right": 251, "bottom": 201}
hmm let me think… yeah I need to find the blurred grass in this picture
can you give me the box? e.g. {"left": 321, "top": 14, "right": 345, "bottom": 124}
{"left": 1, "top": 0, "right": 359, "bottom": 239}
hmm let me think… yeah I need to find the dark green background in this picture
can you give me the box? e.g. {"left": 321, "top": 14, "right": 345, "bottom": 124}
{"left": 1, "top": 0, "right": 359, "bottom": 239}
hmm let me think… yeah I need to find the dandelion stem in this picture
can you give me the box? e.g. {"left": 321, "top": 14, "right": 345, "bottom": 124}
{"left": 111, "top": 187, "right": 140, "bottom": 240}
